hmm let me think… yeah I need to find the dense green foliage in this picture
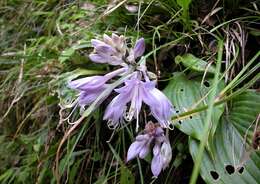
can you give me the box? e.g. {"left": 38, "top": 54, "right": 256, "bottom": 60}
{"left": 0, "top": 0, "right": 259, "bottom": 183}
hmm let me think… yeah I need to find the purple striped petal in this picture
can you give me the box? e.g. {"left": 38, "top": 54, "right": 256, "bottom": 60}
{"left": 89, "top": 53, "right": 109, "bottom": 63}
{"left": 95, "top": 44, "right": 117, "bottom": 55}
{"left": 112, "top": 33, "right": 120, "bottom": 45}
{"left": 68, "top": 76, "right": 107, "bottom": 91}
{"left": 127, "top": 134, "right": 152, "bottom": 161}
{"left": 78, "top": 89, "right": 104, "bottom": 106}
{"left": 103, "top": 93, "right": 131, "bottom": 127}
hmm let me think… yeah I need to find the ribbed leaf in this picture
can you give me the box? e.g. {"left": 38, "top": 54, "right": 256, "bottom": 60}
{"left": 164, "top": 72, "right": 225, "bottom": 140}
{"left": 189, "top": 91, "right": 260, "bottom": 184}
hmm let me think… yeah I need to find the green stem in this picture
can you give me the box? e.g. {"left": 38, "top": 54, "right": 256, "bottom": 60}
{"left": 189, "top": 40, "right": 223, "bottom": 184}
{"left": 171, "top": 72, "right": 260, "bottom": 122}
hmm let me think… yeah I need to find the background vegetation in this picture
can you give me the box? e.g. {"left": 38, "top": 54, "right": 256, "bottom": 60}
{"left": 0, "top": 0, "right": 259, "bottom": 183}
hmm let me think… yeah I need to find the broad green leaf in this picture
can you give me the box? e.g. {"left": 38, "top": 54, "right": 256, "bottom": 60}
{"left": 189, "top": 91, "right": 260, "bottom": 184}
{"left": 175, "top": 54, "right": 216, "bottom": 74}
{"left": 164, "top": 72, "right": 225, "bottom": 140}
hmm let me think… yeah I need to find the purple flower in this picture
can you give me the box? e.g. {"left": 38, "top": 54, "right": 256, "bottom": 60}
{"left": 103, "top": 94, "right": 130, "bottom": 128}
{"left": 151, "top": 139, "right": 172, "bottom": 177}
{"left": 126, "top": 122, "right": 172, "bottom": 176}
{"left": 89, "top": 34, "right": 127, "bottom": 66}
{"left": 126, "top": 123, "right": 164, "bottom": 161}
{"left": 127, "top": 38, "right": 145, "bottom": 63}
{"left": 68, "top": 68, "right": 126, "bottom": 107}
{"left": 103, "top": 73, "right": 154, "bottom": 128}
{"left": 68, "top": 75, "right": 107, "bottom": 91}
{"left": 127, "top": 134, "right": 153, "bottom": 161}
{"left": 103, "top": 73, "right": 174, "bottom": 128}
{"left": 133, "top": 38, "right": 145, "bottom": 58}
{"left": 143, "top": 87, "right": 174, "bottom": 128}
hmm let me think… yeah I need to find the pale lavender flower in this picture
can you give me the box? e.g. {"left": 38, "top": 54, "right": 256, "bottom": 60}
{"left": 127, "top": 122, "right": 172, "bottom": 176}
{"left": 89, "top": 33, "right": 127, "bottom": 65}
{"left": 103, "top": 73, "right": 154, "bottom": 129}
{"left": 151, "top": 139, "right": 172, "bottom": 177}
{"left": 127, "top": 134, "right": 153, "bottom": 161}
{"left": 133, "top": 38, "right": 145, "bottom": 58}
{"left": 103, "top": 72, "right": 174, "bottom": 128}
{"left": 127, "top": 123, "right": 164, "bottom": 161}
{"left": 143, "top": 87, "right": 174, "bottom": 128}
{"left": 68, "top": 68, "right": 126, "bottom": 107}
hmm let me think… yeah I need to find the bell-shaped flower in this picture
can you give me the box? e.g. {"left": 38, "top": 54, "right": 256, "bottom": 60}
{"left": 151, "top": 139, "right": 172, "bottom": 177}
{"left": 126, "top": 123, "right": 164, "bottom": 162}
{"left": 127, "top": 134, "right": 153, "bottom": 161}
{"left": 133, "top": 38, "right": 145, "bottom": 58}
{"left": 103, "top": 72, "right": 174, "bottom": 129}
{"left": 89, "top": 33, "right": 127, "bottom": 66}
{"left": 126, "top": 122, "right": 172, "bottom": 176}
{"left": 68, "top": 68, "right": 126, "bottom": 107}
{"left": 103, "top": 94, "right": 130, "bottom": 128}
{"left": 103, "top": 73, "right": 154, "bottom": 128}
{"left": 144, "top": 88, "right": 174, "bottom": 128}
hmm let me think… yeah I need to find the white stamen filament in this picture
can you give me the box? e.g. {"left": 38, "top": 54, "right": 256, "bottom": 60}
{"left": 126, "top": 84, "right": 139, "bottom": 121}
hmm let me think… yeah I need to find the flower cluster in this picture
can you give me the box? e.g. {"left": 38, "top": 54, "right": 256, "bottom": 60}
{"left": 127, "top": 122, "right": 172, "bottom": 176}
{"left": 68, "top": 33, "right": 174, "bottom": 176}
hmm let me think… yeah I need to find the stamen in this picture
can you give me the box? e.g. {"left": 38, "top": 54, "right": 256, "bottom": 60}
{"left": 108, "top": 120, "right": 118, "bottom": 129}
{"left": 167, "top": 121, "right": 174, "bottom": 130}
{"left": 135, "top": 110, "right": 139, "bottom": 132}
{"left": 59, "top": 98, "right": 79, "bottom": 125}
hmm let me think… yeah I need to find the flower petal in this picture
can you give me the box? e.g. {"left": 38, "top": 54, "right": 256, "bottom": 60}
{"left": 68, "top": 76, "right": 106, "bottom": 91}
{"left": 138, "top": 142, "right": 150, "bottom": 159}
{"left": 95, "top": 44, "right": 117, "bottom": 55}
{"left": 161, "top": 141, "right": 172, "bottom": 169}
{"left": 103, "top": 34, "right": 113, "bottom": 45}
{"left": 144, "top": 87, "right": 174, "bottom": 127}
{"left": 127, "top": 141, "right": 142, "bottom": 162}
{"left": 78, "top": 90, "right": 103, "bottom": 106}
{"left": 151, "top": 154, "right": 163, "bottom": 177}
{"left": 91, "top": 39, "right": 106, "bottom": 47}
{"left": 89, "top": 53, "right": 109, "bottom": 63}
{"left": 134, "top": 38, "right": 145, "bottom": 58}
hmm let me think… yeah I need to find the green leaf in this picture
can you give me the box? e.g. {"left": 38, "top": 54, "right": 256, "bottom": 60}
{"left": 120, "top": 166, "right": 135, "bottom": 184}
{"left": 175, "top": 54, "right": 216, "bottom": 74}
{"left": 59, "top": 48, "right": 75, "bottom": 63}
{"left": 189, "top": 90, "right": 260, "bottom": 184}
{"left": 164, "top": 72, "right": 225, "bottom": 140}
{"left": 177, "top": 0, "right": 192, "bottom": 9}
{"left": 0, "top": 169, "right": 14, "bottom": 181}
{"left": 94, "top": 175, "right": 107, "bottom": 184}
